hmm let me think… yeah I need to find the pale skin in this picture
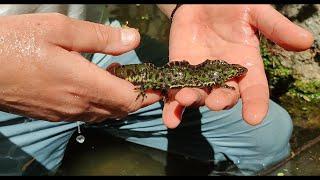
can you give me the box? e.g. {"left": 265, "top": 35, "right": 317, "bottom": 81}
{"left": 0, "top": 6, "right": 314, "bottom": 128}
{"left": 158, "top": 4, "right": 314, "bottom": 128}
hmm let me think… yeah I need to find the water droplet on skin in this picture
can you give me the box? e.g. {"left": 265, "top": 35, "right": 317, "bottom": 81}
{"left": 245, "top": 62, "right": 254, "bottom": 67}
{"left": 3, "top": 27, "right": 42, "bottom": 61}
{"left": 76, "top": 135, "right": 85, "bottom": 143}
{"left": 237, "top": 7, "right": 260, "bottom": 47}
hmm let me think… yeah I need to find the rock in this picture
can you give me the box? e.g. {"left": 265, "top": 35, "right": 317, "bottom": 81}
{"left": 260, "top": 5, "right": 320, "bottom": 129}
{"left": 263, "top": 4, "right": 320, "bottom": 82}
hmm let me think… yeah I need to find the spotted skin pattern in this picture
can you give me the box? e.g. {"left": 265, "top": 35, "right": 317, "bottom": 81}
{"left": 107, "top": 60, "right": 248, "bottom": 101}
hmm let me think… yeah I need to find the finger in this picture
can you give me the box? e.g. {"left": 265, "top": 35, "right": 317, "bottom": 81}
{"left": 102, "top": 74, "right": 162, "bottom": 113}
{"left": 205, "top": 81, "right": 240, "bottom": 111}
{"left": 138, "top": 90, "right": 163, "bottom": 109}
{"left": 238, "top": 55, "right": 269, "bottom": 125}
{"left": 175, "top": 88, "right": 207, "bottom": 107}
{"left": 52, "top": 17, "right": 140, "bottom": 55}
{"left": 162, "top": 100, "right": 185, "bottom": 129}
{"left": 50, "top": 47, "right": 161, "bottom": 116}
{"left": 69, "top": 50, "right": 83, "bottom": 57}
{"left": 250, "top": 5, "right": 314, "bottom": 51}
{"left": 105, "top": 63, "right": 162, "bottom": 109}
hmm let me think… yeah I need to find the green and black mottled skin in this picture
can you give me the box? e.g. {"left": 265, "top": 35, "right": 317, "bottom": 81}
{"left": 107, "top": 60, "right": 248, "bottom": 101}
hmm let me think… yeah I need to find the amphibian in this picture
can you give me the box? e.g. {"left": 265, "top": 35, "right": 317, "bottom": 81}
{"left": 107, "top": 60, "right": 247, "bottom": 101}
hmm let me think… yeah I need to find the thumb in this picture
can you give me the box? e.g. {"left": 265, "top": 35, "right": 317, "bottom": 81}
{"left": 51, "top": 16, "right": 140, "bottom": 55}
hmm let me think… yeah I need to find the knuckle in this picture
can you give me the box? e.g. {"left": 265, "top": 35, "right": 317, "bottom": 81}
{"left": 62, "top": 108, "right": 82, "bottom": 116}
{"left": 50, "top": 13, "right": 69, "bottom": 22}
{"left": 91, "top": 23, "right": 110, "bottom": 51}
{"left": 63, "top": 100, "right": 89, "bottom": 117}
{"left": 47, "top": 13, "right": 71, "bottom": 35}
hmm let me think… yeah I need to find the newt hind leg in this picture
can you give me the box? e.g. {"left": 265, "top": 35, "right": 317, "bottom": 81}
{"left": 160, "top": 88, "right": 169, "bottom": 103}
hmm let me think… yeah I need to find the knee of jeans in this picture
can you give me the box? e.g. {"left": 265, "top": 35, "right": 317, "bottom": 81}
{"left": 254, "top": 101, "right": 293, "bottom": 161}
{"left": 234, "top": 102, "right": 293, "bottom": 174}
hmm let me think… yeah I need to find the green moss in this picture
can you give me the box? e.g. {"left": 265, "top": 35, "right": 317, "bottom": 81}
{"left": 260, "top": 37, "right": 320, "bottom": 103}
{"left": 286, "top": 80, "right": 320, "bottom": 103}
{"left": 287, "top": 89, "right": 320, "bottom": 103}
{"left": 294, "top": 80, "right": 320, "bottom": 94}
{"left": 279, "top": 94, "right": 320, "bottom": 128}
{"left": 260, "top": 38, "right": 293, "bottom": 89}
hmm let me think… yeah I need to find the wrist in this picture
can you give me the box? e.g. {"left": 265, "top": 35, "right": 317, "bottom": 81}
{"left": 158, "top": 4, "right": 206, "bottom": 23}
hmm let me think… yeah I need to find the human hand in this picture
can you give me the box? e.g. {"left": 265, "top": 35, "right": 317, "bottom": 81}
{"left": 160, "top": 5, "right": 314, "bottom": 128}
{"left": 0, "top": 13, "right": 161, "bottom": 123}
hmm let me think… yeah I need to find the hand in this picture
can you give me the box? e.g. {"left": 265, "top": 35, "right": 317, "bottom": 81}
{"left": 0, "top": 13, "right": 161, "bottom": 123}
{"left": 160, "top": 5, "right": 314, "bottom": 128}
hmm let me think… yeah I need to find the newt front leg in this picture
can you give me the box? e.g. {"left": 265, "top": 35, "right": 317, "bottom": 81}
{"left": 134, "top": 85, "right": 147, "bottom": 101}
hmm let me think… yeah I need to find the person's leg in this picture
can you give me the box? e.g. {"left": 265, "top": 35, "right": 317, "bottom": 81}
{"left": 0, "top": 112, "right": 78, "bottom": 175}
{"left": 99, "top": 99, "right": 292, "bottom": 175}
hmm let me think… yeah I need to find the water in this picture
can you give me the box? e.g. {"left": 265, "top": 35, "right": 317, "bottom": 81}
{"left": 270, "top": 142, "right": 320, "bottom": 176}
{"left": 57, "top": 128, "right": 214, "bottom": 176}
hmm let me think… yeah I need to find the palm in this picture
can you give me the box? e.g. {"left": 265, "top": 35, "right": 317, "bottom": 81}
{"left": 170, "top": 5, "right": 260, "bottom": 62}
{"left": 161, "top": 5, "right": 313, "bottom": 128}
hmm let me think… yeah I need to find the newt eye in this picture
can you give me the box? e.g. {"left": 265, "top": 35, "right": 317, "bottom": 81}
{"left": 106, "top": 62, "right": 121, "bottom": 75}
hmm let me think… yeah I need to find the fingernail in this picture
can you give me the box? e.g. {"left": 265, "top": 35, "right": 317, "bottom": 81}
{"left": 121, "top": 28, "right": 136, "bottom": 45}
